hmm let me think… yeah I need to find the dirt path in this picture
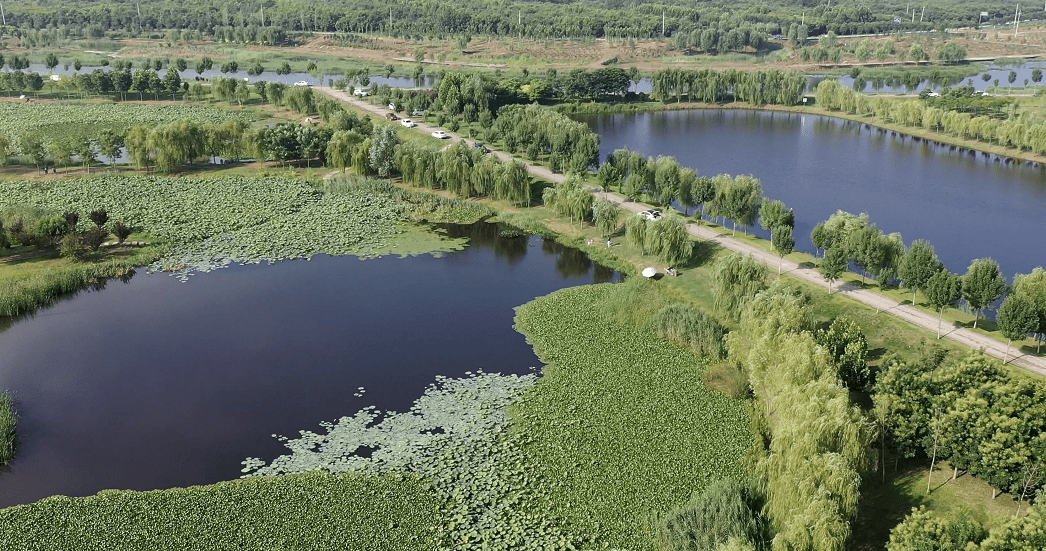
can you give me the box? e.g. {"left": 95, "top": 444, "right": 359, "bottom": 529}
{"left": 316, "top": 86, "right": 1046, "bottom": 377}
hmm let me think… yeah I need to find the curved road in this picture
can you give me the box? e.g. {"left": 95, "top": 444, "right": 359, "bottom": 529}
{"left": 317, "top": 86, "right": 1046, "bottom": 377}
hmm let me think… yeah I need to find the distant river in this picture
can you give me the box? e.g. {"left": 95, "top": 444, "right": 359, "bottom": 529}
{"left": 576, "top": 109, "right": 1046, "bottom": 278}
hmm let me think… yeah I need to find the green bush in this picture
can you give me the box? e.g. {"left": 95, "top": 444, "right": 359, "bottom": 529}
{"left": 657, "top": 478, "right": 771, "bottom": 551}
{"left": 651, "top": 303, "right": 728, "bottom": 360}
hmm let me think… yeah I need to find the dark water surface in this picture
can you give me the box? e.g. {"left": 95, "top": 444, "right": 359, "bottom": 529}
{"left": 0, "top": 223, "right": 620, "bottom": 508}
{"left": 577, "top": 109, "right": 1046, "bottom": 277}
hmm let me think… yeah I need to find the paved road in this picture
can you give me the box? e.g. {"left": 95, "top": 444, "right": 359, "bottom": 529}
{"left": 317, "top": 86, "right": 1046, "bottom": 377}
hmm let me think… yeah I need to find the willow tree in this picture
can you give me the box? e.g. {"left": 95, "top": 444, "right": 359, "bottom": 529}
{"left": 329, "top": 130, "right": 363, "bottom": 173}
{"left": 625, "top": 215, "right": 649, "bottom": 255}
{"left": 648, "top": 216, "right": 693, "bottom": 266}
{"left": 711, "top": 252, "right": 767, "bottom": 320}
{"left": 592, "top": 198, "right": 619, "bottom": 239}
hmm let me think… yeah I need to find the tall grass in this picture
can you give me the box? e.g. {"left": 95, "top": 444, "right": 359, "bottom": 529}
{"left": 0, "top": 391, "right": 15, "bottom": 467}
{"left": 651, "top": 302, "right": 729, "bottom": 360}
{"left": 0, "top": 248, "right": 162, "bottom": 319}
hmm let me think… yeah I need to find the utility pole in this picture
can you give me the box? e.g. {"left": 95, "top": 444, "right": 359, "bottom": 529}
{"left": 1015, "top": 5, "right": 1021, "bottom": 37}
{"left": 518, "top": 10, "right": 521, "bottom": 40}
{"left": 137, "top": 3, "right": 143, "bottom": 34}
{"left": 662, "top": 10, "right": 666, "bottom": 37}
{"left": 0, "top": 2, "right": 6, "bottom": 27}
{"left": 920, "top": 6, "right": 925, "bottom": 22}
{"left": 802, "top": 11, "right": 805, "bottom": 26}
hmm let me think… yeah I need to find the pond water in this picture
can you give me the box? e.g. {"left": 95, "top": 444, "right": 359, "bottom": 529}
{"left": 577, "top": 109, "right": 1046, "bottom": 278}
{"left": 0, "top": 222, "right": 620, "bottom": 508}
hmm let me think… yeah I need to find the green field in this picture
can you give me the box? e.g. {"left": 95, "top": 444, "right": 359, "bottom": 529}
{"left": 0, "top": 101, "right": 254, "bottom": 142}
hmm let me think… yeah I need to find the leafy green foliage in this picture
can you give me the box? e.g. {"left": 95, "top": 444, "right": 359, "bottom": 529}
{"left": 0, "top": 471, "right": 438, "bottom": 551}
{"left": 711, "top": 252, "right": 767, "bottom": 320}
{"left": 886, "top": 506, "right": 986, "bottom": 551}
{"left": 874, "top": 351, "right": 1046, "bottom": 497}
{"left": 962, "top": 258, "right": 1006, "bottom": 328}
{"left": 657, "top": 477, "right": 771, "bottom": 551}
{"left": 815, "top": 316, "right": 870, "bottom": 391}
{"left": 513, "top": 281, "right": 751, "bottom": 548}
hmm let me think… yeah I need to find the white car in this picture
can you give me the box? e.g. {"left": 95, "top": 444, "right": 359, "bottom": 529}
{"left": 293, "top": 81, "right": 310, "bottom": 87}
{"left": 388, "top": 103, "right": 397, "bottom": 111}
{"left": 353, "top": 89, "right": 370, "bottom": 97}
{"left": 926, "top": 91, "right": 940, "bottom": 97}
{"left": 431, "top": 130, "right": 450, "bottom": 139}
{"left": 411, "top": 109, "right": 426, "bottom": 117}
{"left": 401, "top": 119, "right": 417, "bottom": 128}
{"left": 639, "top": 209, "right": 663, "bottom": 221}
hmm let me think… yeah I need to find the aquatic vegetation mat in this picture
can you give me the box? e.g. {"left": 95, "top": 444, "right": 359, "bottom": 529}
{"left": 0, "top": 471, "right": 438, "bottom": 551}
{"left": 0, "top": 101, "right": 252, "bottom": 141}
{"left": 243, "top": 372, "right": 594, "bottom": 548}
{"left": 0, "top": 175, "right": 465, "bottom": 279}
{"left": 512, "top": 282, "right": 752, "bottom": 548}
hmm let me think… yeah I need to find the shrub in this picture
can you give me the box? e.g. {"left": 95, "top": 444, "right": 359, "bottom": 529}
{"left": 60, "top": 232, "right": 86, "bottom": 259}
{"left": 32, "top": 215, "right": 69, "bottom": 250}
{"left": 89, "top": 209, "right": 109, "bottom": 228}
{"left": 651, "top": 303, "right": 728, "bottom": 360}
{"left": 111, "top": 222, "right": 132, "bottom": 244}
{"left": 82, "top": 227, "right": 110, "bottom": 251}
{"left": 63, "top": 211, "right": 80, "bottom": 230}
{"left": 657, "top": 478, "right": 771, "bottom": 551}
{"left": 8, "top": 220, "right": 32, "bottom": 247}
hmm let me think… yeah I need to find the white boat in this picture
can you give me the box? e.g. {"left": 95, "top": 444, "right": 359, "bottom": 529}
{"left": 642, "top": 267, "right": 657, "bottom": 278}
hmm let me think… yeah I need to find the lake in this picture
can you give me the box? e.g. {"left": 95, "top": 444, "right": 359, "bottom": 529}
{"left": 576, "top": 109, "right": 1046, "bottom": 278}
{"left": 0, "top": 222, "right": 620, "bottom": 508}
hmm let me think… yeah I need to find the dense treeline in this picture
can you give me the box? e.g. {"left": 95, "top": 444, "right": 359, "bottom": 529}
{"left": 0, "top": 0, "right": 1036, "bottom": 43}
{"left": 810, "top": 210, "right": 1046, "bottom": 353}
{"left": 876, "top": 350, "right": 1046, "bottom": 503}
{"left": 887, "top": 502, "right": 1046, "bottom": 550}
{"left": 488, "top": 104, "right": 599, "bottom": 174}
{"left": 394, "top": 140, "right": 532, "bottom": 206}
{"left": 650, "top": 69, "right": 806, "bottom": 106}
{"left": 816, "top": 79, "right": 1046, "bottom": 156}
{"left": 720, "top": 262, "right": 873, "bottom": 551}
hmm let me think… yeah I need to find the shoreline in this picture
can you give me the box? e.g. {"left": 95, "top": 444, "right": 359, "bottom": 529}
{"left": 560, "top": 99, "right": 1046, "bottom": 166}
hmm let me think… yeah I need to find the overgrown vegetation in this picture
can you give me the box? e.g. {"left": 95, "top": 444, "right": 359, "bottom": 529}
{"left": 0, "top": 471, "right": 439, "bottom": 550}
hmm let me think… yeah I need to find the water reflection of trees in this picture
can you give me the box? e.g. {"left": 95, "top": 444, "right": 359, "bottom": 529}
{"left": 542, "top": 238, "right": 592, "bottom": 279}
{"left": 438, "top": 221, "right": 528, "bottom": 265}
{"left": 0, "top": 269, "right": 135, "bottom": 335}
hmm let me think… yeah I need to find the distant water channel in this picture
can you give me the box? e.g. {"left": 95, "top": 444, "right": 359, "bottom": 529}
{"left": 577, "top": 109, "right": 1046, "bottom": 277}
{"left": 0, "top": 222, "right": 620, "bottom": 508}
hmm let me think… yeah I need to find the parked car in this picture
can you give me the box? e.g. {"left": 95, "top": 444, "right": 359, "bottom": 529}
{"left": 431, "top": 130, "right": 450, "bottom": 139}
{"left": 411, "top": 109, "right": 426, "bottom": 117}
{"left": 639, "top": 209, "right": 663, "bottom": 221}
{"left": 353, "top": 89, "right": 370, "bottom": 97}
{"left": 388, "top": 103, "right": 397, "bottom": 111}
{"left": 293, "top": 81, "right": 310, "bottom": 87}
{"left": 472, "top": 142, "right": 491, "bottom": 153}
{"left": 401, "top": 118, "right": 417, "bottom": 128}
{"left": 385, "top": 112, "right": 399, "bottom": 121}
